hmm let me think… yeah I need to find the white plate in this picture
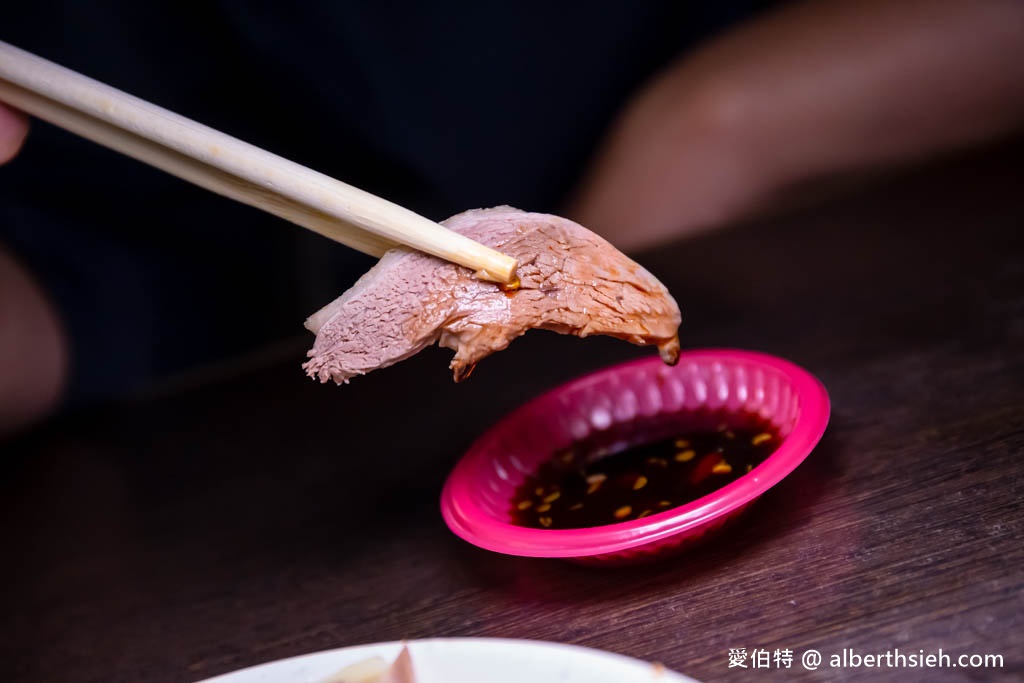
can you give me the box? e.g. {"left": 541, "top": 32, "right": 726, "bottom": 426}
{"left": 196, "top": 638, "right": 700, "bottom": 683}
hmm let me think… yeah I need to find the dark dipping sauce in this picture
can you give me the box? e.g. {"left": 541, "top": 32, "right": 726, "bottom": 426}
{"left": 509, "top": 409, "right": 782, "bottom": 530}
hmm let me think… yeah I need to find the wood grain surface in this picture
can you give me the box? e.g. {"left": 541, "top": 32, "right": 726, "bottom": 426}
{"left": 2, "top": 143, "right": 1022, "bottom": 682}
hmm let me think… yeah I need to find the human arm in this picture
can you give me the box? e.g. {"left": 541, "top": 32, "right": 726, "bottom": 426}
{"left": 568, "top": 0, "right": 1024, "bottom": 250}
{"left": 0, "top": 103, "right": 68, "bottom": 439}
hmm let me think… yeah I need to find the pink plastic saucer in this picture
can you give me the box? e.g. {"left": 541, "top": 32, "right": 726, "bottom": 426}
{"left": 441, "top": 349, "right": 830, "bottom": 565}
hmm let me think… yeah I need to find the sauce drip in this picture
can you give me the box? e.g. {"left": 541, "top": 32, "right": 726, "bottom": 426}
{"left": 509, "top": 409, "right": 781, "bottom": 529}
{"left": 499, "top": 276, "right": 521, "bottom": 298}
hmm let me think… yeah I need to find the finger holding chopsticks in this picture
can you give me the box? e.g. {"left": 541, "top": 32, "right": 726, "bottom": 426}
{"left": 0, "top": 40, "right": 519, "bottom": 284}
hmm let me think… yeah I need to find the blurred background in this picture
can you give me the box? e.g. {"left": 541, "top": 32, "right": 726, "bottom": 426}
{"left": 1, "top": 0, "right": 1022, "bottom": 432}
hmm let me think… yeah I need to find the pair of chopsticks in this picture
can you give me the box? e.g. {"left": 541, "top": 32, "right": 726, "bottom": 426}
{"left": 0, "top": 40, "right": 518, "bottom": 284}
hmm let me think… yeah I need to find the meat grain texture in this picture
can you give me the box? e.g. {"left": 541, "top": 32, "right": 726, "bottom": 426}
{"left": 304, "top": 207, "right": 681, "bottom": 384}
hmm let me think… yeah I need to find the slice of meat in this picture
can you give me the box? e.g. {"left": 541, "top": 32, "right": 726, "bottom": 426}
{"left": 380, "top": 646, "right": 415, "bottom": 683}
{"left": 304, "top": 207, "right": 681, "bottom": 384}
{"left": 323, "top": 645, "right": 415, "bottom": 683}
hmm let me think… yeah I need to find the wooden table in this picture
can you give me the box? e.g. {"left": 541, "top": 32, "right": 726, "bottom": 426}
{"left": 3, "top": 144, "right": 1022, "bottom": 683}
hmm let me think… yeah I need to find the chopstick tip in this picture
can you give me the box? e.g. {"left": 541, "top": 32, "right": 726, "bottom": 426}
{"left": 475, "top": 257, "right": 519, "bottom": 285}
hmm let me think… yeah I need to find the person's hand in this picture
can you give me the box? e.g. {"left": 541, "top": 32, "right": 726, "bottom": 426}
{"left": 568, "top": 0, "right": 1024, "bottom": 252}
{"left": 0, "top": 102, "right": 29, "bottom": 164}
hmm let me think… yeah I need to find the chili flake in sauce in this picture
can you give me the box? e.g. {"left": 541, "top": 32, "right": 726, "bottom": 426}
{"left": 509, "top": 409, "right": 781, "bottom": 529}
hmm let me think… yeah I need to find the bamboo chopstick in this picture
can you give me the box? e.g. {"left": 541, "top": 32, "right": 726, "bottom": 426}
{"left": 0, "top": 40, "right": 519, "bottom": 283}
